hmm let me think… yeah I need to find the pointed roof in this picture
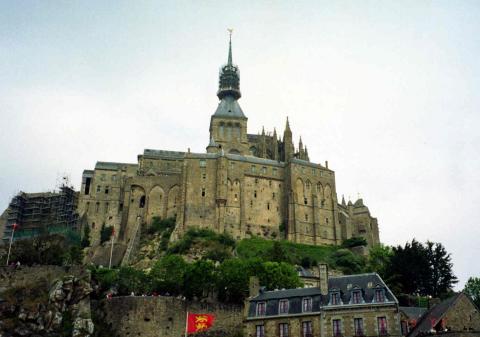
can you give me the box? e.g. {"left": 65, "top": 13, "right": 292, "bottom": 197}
{"left": 217, "top": 29, "right": 241, "bottom": 100}
{"left": 213, "top": 95, "right": 246, "bottom": 118}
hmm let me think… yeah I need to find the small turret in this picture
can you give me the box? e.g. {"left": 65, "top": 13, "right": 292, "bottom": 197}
{"left": 206, "top": 136, "right": 218, "bottom": 153}
{"left": 304, "top": 146, "right": 310, "bottom": 161}
{"left": 299, "top": 136, "right": 305, "bottom": 160}
{"left": 283, "top": 117, "right": 294, "bottom": 161}
{"left": 273, "top": 128, "right": 279, "bottom": 160}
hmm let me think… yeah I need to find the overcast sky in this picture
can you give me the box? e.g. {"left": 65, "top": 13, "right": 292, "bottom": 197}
{"left": 1, "top": 1, "right": 479, "bottom": 288}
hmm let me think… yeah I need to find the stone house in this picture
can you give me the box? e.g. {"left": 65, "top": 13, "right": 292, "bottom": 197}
{"left": 407, "top": 292, "right": 480, "bottom": 337}
{"left": 76, "top": 36, "right": 380, "bottom": 262}
{"left": 245, "top": 265, "right": 401, "bottom": 337}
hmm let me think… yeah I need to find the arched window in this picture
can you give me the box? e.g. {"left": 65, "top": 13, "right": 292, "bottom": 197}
{"left": 139, "top": 195, "right": 146, "bottom": 208}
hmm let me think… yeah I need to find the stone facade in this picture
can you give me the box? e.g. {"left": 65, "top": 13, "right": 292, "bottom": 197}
{"left": 77, "top": 38, "right": 380, "bottom": 255}
{"left": 245, "top": 268, "right": 401, "bottom": 337}
{"left": 101, "top": 296, "right": 243, "bottom": 337}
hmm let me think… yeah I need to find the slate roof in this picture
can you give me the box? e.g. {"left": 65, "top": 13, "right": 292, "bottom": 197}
{"left": 247, "top": 273, "right": 397, "bottom": 318}
{"left": 95, "top": 162, "right": 135, "bottom": 170}
{"left": 143, "top": 149, "right": 185, "bottom": 159}
{"left": 400, "top": 306, "right": 427, "bottom": 320}
{"left": 407, "top": 293, "right": 464, "bottom": 337}
{"left": 213, "top": 96, "right": 246, "bottom": 119}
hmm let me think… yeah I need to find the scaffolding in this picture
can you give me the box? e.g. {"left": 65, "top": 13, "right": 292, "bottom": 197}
{"left": 2, "top": 186, "right": 79, "bottom": 242}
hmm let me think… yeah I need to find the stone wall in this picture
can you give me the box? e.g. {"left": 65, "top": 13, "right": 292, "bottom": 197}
{"left": 101, "top": 296, "right": 243, "bottom": 337}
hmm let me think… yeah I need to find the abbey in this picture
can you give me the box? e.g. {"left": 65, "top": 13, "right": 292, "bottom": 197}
{"left": 77, "top": 37, "right": 380, "bottom": 255}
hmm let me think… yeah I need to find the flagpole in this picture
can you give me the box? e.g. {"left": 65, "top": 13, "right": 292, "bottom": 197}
{"left": 184, "top": 311, "right": 189, "bottom": 337}
{"left": 108, "top": 229, "right": 115, "bottom": 269}
{"left": 6, "top": 224, "right": 16, "bottom": 266}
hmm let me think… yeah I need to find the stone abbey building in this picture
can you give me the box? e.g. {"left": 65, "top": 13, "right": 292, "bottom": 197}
{"left": 77, "top": 37, "right": 380, "bottom": 254}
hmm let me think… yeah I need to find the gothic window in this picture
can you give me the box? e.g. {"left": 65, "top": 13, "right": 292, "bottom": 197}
{"left": 306, "top": 180, "right": 311, "bottom": 190}
{"left": 219, "top": 122, "right": 225, "bottom": 138}
{"left": 139, "top": 195, "right": 146, "bottom": 208}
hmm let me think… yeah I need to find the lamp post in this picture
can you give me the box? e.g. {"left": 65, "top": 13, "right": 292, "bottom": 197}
{"left": 6, "top": 223, "right": 18, "bottom": 266}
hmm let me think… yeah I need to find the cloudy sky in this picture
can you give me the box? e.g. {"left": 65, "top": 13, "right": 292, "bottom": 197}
{"left": 1, "top": 1, "right": 479, "bottom": 288}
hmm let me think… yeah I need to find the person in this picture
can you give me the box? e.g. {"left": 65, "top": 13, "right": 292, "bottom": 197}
{"left": 130, "top": 291, "right": 135, "bottom": 296}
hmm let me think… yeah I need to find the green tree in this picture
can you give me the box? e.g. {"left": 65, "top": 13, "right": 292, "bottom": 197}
{"left": 117, "top": 267, "right": 152, "bottom": 295}
{"left": 366, "top": 244, "right": 393, "bottom": 280}
{"left": 464, "top": 277, "right": 480, "bottom": 308}
{"left": 331, "top": 248, "right": 366, "bottom": 274}
{"left": 216, "top": 258, "right": 251, "bottom": 303}
{"left": 267, "top": 241, "right": 290, "bottom": 263}
{"left": 184, "top": 260, "right": 217, "bottom": 300}
{"left": 150, "top": 254, "right": 188, "bottom": 295}
{"left": 81, "top": 224, "right": 91, "bottom": 248}
{"left": 257, "top": 261, "right": 303, "bottom": 290}
{"left": 425, "top": 241, "right": 458, "bottom": 297}
{"left": 100, "top": 224, "right": 113, "bottom": 244}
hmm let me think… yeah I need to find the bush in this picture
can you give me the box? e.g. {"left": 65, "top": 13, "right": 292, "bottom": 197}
{"left": 100, "top": 224, "right": 113, "bottom": 244}
{"left": 148, "top": 217, "right": 176, "bottom": 235}
{"left": 341, "top": 237, "right": 367, "bottom": 248}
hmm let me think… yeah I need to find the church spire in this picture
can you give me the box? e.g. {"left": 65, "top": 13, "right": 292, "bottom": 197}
{"left": 228, "top": 28, "right": 233, "bottom": 66}
{"left": 217, "top": 29, "right": 241, "bottom": 100}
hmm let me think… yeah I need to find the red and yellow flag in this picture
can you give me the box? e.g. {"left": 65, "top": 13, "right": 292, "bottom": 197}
{"left": 186, "top": 313, "right": 215, "bottom": 334}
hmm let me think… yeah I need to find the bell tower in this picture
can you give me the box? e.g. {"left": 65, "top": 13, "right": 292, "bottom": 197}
{"left": 208, "top": 29, "right": 249, "bottom": 155}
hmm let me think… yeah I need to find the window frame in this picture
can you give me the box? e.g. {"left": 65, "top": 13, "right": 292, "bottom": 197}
{"left": 332, "top": 319, "right": 342, "bottom": 337}
{"left": 278, "top": 299, "right": 289, "bottom": 315}
{"left": 255, "top": 324, "right": 265, "bottom": 337}
{"left": 377, "top": 316, "right": 388, "bottom": 336}
{"left": 302, "top": 321, "right": 313, "bottom": 337}
{"left": 302, "top": 297, "right": 312, "bottom": 312}
{"left": 279, "top": 322, "right": 289, "bottom": 337}
{"left": 354, "top": 318, "right": 364, "bottom": 336}
{"left": 256, "top": 302, "right": 266, "bottom": 317}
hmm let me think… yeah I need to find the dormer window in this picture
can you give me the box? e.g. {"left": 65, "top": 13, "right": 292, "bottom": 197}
{"left": 330, "top": 291, "right": 341, "bottom": 305}
{"left": 302, "top": 297, "right": 312, "bottom": 312}
{"left": 374, "top": 288, "right": 385, "bottom": 302}
{"left": 279, "top": 299, "right": 289, "bottom": 314}
{"left": 256, "top": 302, "right": 266, "bottom": 316}
{"left": 351, "top": 290, "right": 362, "bottom": 304}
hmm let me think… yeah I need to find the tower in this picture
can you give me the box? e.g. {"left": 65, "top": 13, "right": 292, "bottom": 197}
{"left": 209, "top": 30, "right": 249, "bottom": 155}
{"left": 283, "top": 117, "right": 294, "bottom": 161}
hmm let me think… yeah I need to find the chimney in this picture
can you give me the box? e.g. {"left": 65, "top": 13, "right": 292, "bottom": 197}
{"left": 318, "top": 263, "right": 329, "bottom": 295}
{"left": 249, "top": 276, "right": 260, "bottom": 298}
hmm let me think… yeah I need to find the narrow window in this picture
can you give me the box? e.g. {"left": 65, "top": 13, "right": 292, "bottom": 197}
{"left": 202, "top": 173, "right": 206, "bottom": 180}
{"left": 268, "top": 180, "right": 272, "bottom": 187}
{"left": 272, "top": 192, "right": 276, "bottom": 199}
{"left": 105, "top": 202, "right": 109, "bottom": 213}
{"left": 201, "top": 188, "right": 206, "bottom": 197}
{"left": 378, "top": 317, "right": 388, "bottom": 336}
{"left": 254, "top": 191, "right": 257, "bottom": 198}
{"left": 279, "top": 299, "right": 289, "bottom": 314}
{"left": 326, "top": 217, "right": 329, "bottom": 224}
{"left": 105, "top": 186, "right": 109, "bottom": 194}
{"left": 95, "top": 202, "right": 100, "bottom": 213}
{"left": 100, "top": 173, "right": 106, "bottom": 181}
{"left": 302, "top": 321, "right": 312, "bottom": 337}
{"left": 139, "top": 195, "right": 146, "bottom": 208}
{"left": 279, "top": 323, "right": 289, "bottom": 337}
{"left": 112, "top": 174, "right": 116, "bottom": 181}
{"left": 332, "top": 319, "right": 342, "bottom": 337}
{"left": 234, "top": 194, "right": 238, "bottom": 201}
{"left": 273, "top": 168, "right": 277, "bottom": 176}
{"left": 119, "top": 203, "right": 123, "bottom": 212}
{"left": 331, "top": 292, "right": 340, "bottom": 305}
{"left": 251, "top": 165, "right": 256, "bottom": 173}
{"left": 262, "top": 166, "right": 267, "bottom": 174}
{"left": 255, "top": 178, "right": 258, "bottom": 184}
{"left": 256, "top": 302, "right": 266, "bottom": 316}
{"left": 96, "top": 185, "right": 101, "bottom": 193}
{"left": 305, "top": 214, "right": 308, "bottom": 221}
{"left": 250, "top": 200, "right": 253, "bottom": 207}
{"left": 306, "top": 181, "right": 311, "bottom": 189}
{"left": 199, "top": 160, "right": 206, "bottom": 168}
{"left": 267, "top": 203, "right": 270, "bottom": 210}
{"left": 302, "top": 298, "right": 312, "bottom": 312}
{"left": 255, "top": 325, "right": 265, "bottom": 337}
{"left": 92, "top": 222, "right": 95, "bottom": 229}
{"left": 304, "top": 197, "right": 308, "bottom": 205}
{"left": 354, "top": 318, "right": 364, "bottom": 336}
{"left": 375, "top": 289, "right": 385, "bottom": 302}
{"left": 351, "top": 290, "right": 362, "bottom": 304}
{"left": 84, "top": 177, "right": 91, "bottom": 195}
{"left": 85, "top": 202, "right": 90, "bottom": 212}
